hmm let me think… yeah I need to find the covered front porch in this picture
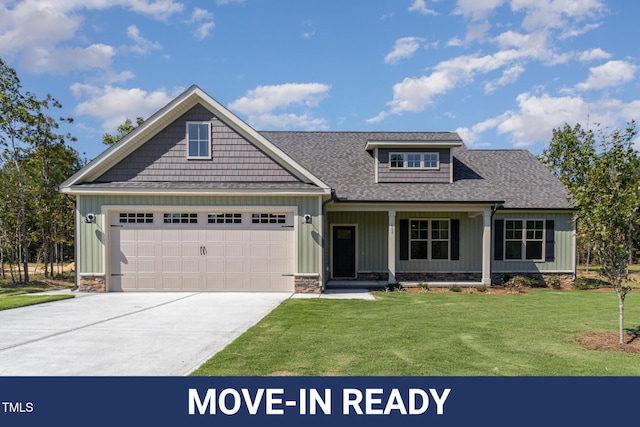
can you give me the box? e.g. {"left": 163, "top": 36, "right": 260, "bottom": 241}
{"left": 324, "top": 203, "right": 495, "bottom": 288}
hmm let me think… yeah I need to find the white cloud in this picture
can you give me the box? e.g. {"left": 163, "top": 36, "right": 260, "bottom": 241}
{"left": 408, "top": 0, "right": 438, "bottom": 16}
{"left": 370, "top": 50, "right": 524, "bottom": 120}
{"left": 229, "top": 83, "right": 331, "bottom": 130}
{"left": 510, "top": 0, "right": 605, "bottom": 31}
{"left": 484, "top": 64, "right": 525, "bottom": 93}
{"left": 461, "top": 91, "right": 640, "bottom": 148}
{"left": 21, "top": 44, "right": 116, "bottom": 74}
{"left": 384, "top": 37, "right": 424, "bottom": 64}
{"left": 454, "top": 0, "right": 505, "bottom": 21}
{"left": 125, "top": 25, "right": 162, "bottom": 55}
{"left": 71, "top": 84, "right": 183, "bottom": 130}
{"left": 187, "top": 8, "right": 215, "bottom": 40}
{"left": 215, "top": 0, "right": 245, "bottom": 4}
{"left": 578, "top": 48, "right": 611, "bottom": 62}
{"left": 575, "top": 60, "right": 636, "bottom": 91}
{"left": 0, "top": 0, "right": 183, "bottom": 74}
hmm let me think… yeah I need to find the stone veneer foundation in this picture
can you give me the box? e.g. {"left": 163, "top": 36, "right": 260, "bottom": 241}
{"left": 294, "top": 275, "right": 322, "bottom": 293}
{"left": 78, "top": 275, "right": 106, "bottom": 292}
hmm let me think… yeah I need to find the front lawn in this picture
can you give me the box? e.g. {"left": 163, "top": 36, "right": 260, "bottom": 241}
{"left": 192, "top": 289, "right": 640, "bottom": 376}
{"left": 0, "top": 273, "right": 75, "bottom": 310}
{"left": 0, "top": 294, "right": 74, "bottom": 310}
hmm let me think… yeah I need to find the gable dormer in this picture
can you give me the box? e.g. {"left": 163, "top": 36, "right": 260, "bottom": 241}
{"left": 366, "top": 140, "right": 463, "bottom": 184}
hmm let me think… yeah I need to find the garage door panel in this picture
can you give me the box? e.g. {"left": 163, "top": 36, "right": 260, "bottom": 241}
{"left": 225, "top": 243, "right": 245, "bottom": 257}
{"left": 110, "top": 211, "right": 294, "bottom": 292}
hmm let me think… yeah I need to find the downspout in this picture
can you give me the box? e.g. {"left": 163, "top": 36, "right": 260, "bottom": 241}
{"left": 320, "top": 190, "right": 337, "bottom": 291}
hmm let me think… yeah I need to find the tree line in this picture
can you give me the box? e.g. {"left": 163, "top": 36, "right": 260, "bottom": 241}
{"left": 0, "top": 58, "right": 84, "bottom": 282}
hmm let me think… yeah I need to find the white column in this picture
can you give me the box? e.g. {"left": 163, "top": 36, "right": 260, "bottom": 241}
{"left": 482, "top": 208, "right": 492, "bottom": 285}
{"left": 388, "top": 210, "right": 396, "bottom": 284}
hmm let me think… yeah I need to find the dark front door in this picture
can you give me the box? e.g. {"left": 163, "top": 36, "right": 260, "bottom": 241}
{"left": 332, "top": 225, "right": 356, "bottom": 278}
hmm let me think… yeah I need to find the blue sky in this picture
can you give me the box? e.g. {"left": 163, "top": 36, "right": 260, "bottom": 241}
{"left": 1, "top": 0, "right": 638, "bottom": 161}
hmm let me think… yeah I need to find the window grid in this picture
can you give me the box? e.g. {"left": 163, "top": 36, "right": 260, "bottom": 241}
{"left": 119, "top": 213, "right": 154, "bottom": 224}
{"left": 505, "top": 220, "right": 544, "bottom": 261}
{"left": 187, "top": 122, "right": 210, "bottom": 158}
{"left": 389, "top": 152, "right": 439, "bottom": 169}
{"left": 410, "top": 219, "right": 449, "bottom": 260}
{"left": 163, "top": 213, "right": 198, "bottom": 224}
{"left": 251, "top": 213, "right": 286, "bottom": 224}
{"left": 208, "top": 213, "right": 242, "bottom": 224}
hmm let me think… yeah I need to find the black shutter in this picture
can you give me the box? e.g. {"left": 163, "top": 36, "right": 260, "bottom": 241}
{"left": 545, "top": 220, "right": 555, "bottom": 262}
{"left": 399, "top": 219, "right": 409, "bottom": 261}
{"left": 450, "top": 219, "right": 460, "bottom": 260}
{"left": 494, "top": 219, "right": 504, "bottom": 261}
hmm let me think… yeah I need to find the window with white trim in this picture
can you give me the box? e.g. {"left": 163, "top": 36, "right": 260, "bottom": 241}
{"left": 390, "top": 152, "right": 439, "bottom": 169}
{"left": 163, "top": 213, "right": 198, "bottom": 224}
{"left": 252, "top": 213, "right": 286, "bottom": 224}
{"left": 208, "top": 213, "right": 242, "bottom": 224}
{"left": 410, "top": 219, "right": 450, "bottom": 260}
{"left": 431, "top": 220, "right": 449, "bottom": 260}
{"left": 187, "top": 122, "right": 211, "bottom": 158}
{"left": 505, "top": 219, "right": 544, "bottom": 261}
{"left": 119, "top": 213, "right": 153, "bottom": 224}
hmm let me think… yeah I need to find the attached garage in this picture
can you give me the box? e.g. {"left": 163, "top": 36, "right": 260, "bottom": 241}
{"left": 108, "top": 210, "right": 295, "bottom": 292}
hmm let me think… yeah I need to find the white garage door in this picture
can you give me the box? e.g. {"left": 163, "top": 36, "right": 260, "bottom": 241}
{"left": 109, "top": 211, "right": 294, "bottom": 292}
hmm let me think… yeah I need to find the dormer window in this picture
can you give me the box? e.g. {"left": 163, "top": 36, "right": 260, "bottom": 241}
{"left": 187, "top": 122, "right": 211, "bottom": 159}
{"left": 390, "top": 152, "right": 439, "bottom": 170}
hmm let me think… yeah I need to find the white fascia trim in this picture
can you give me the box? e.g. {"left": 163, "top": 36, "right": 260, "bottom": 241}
{"left": 62, "top": 186, "right": 331, "bottom": 197}
{"left": 326, "top": 202, "right": 497, "bottom": 212}
{"left": 365, "top": 140, "right": 463, "bottom": 150}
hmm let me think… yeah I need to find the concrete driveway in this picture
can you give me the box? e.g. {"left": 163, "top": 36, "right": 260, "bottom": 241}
{"left": 0, "top": 291, "right": 290, "bottom": 376}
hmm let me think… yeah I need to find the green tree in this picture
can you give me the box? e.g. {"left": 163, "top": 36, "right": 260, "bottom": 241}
{"left": 542, "top": 121, "right": 640, "bottom": 343}
{"left": 102, "top": 117, "right": 143, "bottom": 145}
{"left": 0, "top": 57, "right": 80, "bottom": 283}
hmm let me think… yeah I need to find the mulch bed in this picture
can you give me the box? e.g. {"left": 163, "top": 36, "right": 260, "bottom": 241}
{"left": 574, "top": 331, "right": 640, "bottom": 354}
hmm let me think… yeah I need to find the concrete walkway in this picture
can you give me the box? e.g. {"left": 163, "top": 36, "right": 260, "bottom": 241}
{"left": 0, "top": 291, "right": 290, "bottom": 376}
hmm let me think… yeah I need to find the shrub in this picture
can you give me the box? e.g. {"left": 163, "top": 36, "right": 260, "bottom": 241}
{"left": 547, "top": 276, "right": 562, "bottom": 290}
{"left": 476, "top": 284, "right": 488, "bottom": 293}
{"left": 385, "top": 282, "right": 405, "bottom": 292}
{"left": 500, "top": 274, "right": 512, "bottom": 285}
{"left": 504, "top": 275, "right": 538, "bottom": 294}
{"left": 417, "top": 282, "right": 429, "bottom": 292}
{"left": 573, "top": 277, "right": 612, "bottom": 290}
{"left": 449, "top": 284, "right": 461, "bottom": 293}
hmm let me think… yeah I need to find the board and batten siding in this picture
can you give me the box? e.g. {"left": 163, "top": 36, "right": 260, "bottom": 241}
{"left": 76, "top": 194, "right": 322, "bottom": 276}
{"left": 327, "top": 211, "right": 388, "bottom": 272}
{"left": 492, "top": 211, "right": 575, "bottom": 273}
{"left": 326, "top": 211, "right": 483, "bottom": 273}
{"left": 396, "top": 211, "right": 483, "bottom": 273}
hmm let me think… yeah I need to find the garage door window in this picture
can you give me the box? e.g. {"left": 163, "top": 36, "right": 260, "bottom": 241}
{"left": 119, "top": 213, "right": 154, "bottom": 224}
{"left": 252, "top": 213, "right": 286, "bottom": 224}
{"left": 163, "top": 213, "right": 198, "bottom": 224}
{"left": 208, "top": 213, "right": 242, "bottom": 224}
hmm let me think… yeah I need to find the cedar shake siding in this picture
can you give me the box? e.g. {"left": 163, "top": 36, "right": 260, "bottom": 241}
{"left": 95, "top": 104, "right": 301, "bottom": 184}
{"left": 377, "top": 148, "right": 451, "bottom": 183}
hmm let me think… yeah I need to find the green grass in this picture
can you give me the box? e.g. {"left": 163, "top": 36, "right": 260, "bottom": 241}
{"left": 0, "top": 274, "right": 75, "bottom": 309}
{"left": 0, "top": 294, "right": 74, "bottom": 310}
{"left": 192, "top": 289, "right": 640, "bottom": 376}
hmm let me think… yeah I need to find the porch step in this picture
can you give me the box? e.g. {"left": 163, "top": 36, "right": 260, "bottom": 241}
{"left": 325, "top": 280, "right": 387, "bottom": 289}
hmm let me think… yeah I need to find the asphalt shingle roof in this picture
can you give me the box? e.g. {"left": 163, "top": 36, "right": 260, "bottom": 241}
{"left": 261, "top": 131, "right": 573, "bottom": 209}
